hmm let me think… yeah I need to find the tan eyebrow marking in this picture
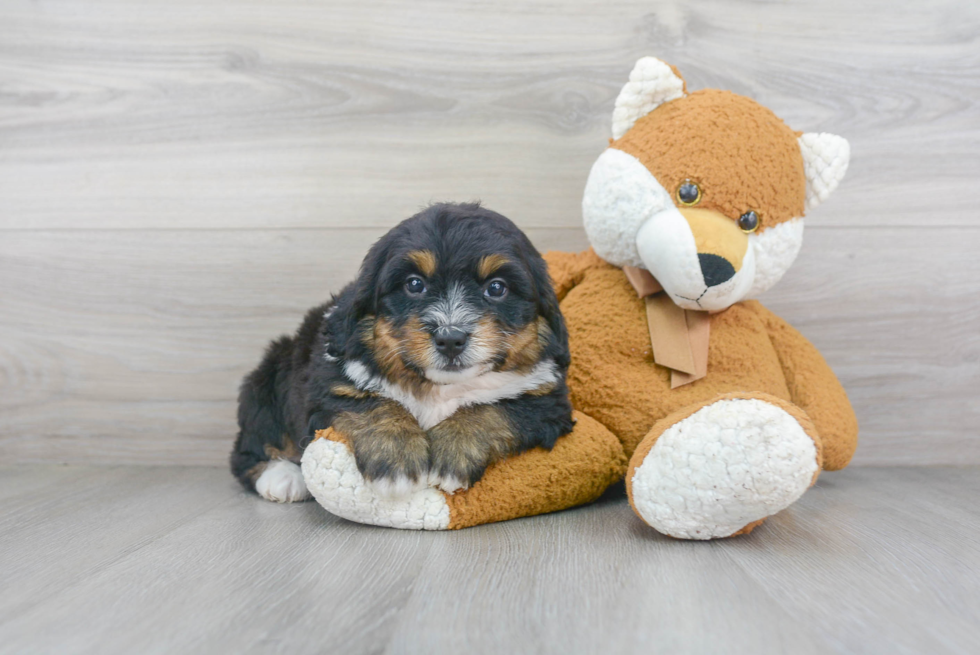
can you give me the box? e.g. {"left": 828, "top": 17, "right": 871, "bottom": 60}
{"left": 477, "top": 254, "right": 510, "bottom": 279}
{"left": 406, "top": 250, "right": 437, "bottom": 277}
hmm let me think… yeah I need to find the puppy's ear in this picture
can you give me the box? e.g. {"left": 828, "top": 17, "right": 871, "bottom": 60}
{"left": 330, "top": 237, "right": 392, "bottom": 358}
{"left": 321, "top": 286, "right": 360, "bottom": 361}
{"left": 525, "top": 246, "right": 570, "bottom": 369}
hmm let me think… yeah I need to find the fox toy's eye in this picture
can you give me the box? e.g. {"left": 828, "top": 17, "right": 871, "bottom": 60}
{"left": 484, "top": 279, "right": 508, "bottom": 300}
{"left": 738, "top": 210, "right": 760, "bottom": 233}
{"left": 405, "top": 276, "right": 427, "bottom": 296}
{"left": 677, "top": 180, "right": 701, "bottom": 206}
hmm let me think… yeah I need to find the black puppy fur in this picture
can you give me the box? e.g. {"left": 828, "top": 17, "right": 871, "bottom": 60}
{"left": 231, "top": 203, "right": 574, "bottom": 498}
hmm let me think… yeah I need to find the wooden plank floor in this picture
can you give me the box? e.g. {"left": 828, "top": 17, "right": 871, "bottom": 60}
{"left": 1, "top": 466, "right": 978, "bottom": 654}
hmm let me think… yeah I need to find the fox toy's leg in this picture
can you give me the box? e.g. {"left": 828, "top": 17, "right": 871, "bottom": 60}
{"left": 301, "top": 411, "right": 627, "bottom": 530}
{"left": 626, "top": 392, "right": 823, "bottom": 540}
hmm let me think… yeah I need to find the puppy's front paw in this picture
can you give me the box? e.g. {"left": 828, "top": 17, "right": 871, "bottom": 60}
{"left": 353, "top": 435, "right": 430, "bottom": 500}
{"left": 426, "top": 472, "right": 469, "bottom": 495}
{"left": 427, "top": 405, "right": 518, "bottom": 492}
{"left": 255, "top": 460, "right": 311, "bottom": 503}
{"left": 368, "top": 474, "right": 428, "bottom": 499}
{"left": 427, "top": 446, "right": 489, "bottom": 495}
{"left": 334, "top": 401, "right": 431, "bottom": 500}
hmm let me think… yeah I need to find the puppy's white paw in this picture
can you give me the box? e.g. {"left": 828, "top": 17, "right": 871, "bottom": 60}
{"left": 255, "top": 460, "right": 311, "bottom": 503}
{"left": 369, "top": 475, "right": 428, "bottom": 499}
{"left": 427, "top": 472, "right": 468, "bottom": 495}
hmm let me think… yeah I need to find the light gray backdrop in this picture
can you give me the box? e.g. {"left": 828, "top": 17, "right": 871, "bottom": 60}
{"left": 1, "top": 0, "right": 978, "bottom": 466}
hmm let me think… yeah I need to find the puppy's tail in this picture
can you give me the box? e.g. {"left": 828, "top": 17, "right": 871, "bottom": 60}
{"left": 230, "top": 336, "right": 295, "bottom": 492}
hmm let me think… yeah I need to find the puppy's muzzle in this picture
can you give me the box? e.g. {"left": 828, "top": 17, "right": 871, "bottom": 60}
{"left": 434, "top": 327, "right": 469, "bottom": 359}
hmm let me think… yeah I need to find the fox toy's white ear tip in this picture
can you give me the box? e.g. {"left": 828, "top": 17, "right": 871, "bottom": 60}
{"left": 611, "top": 57, "right": 686, "bottom": 140}
{"left": 799, "top": 133, "right": 850, "bottom": 211}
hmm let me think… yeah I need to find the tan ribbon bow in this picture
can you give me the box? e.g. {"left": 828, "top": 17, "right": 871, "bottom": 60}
{"left": 622, "top": 266, "right": 710, "bottom": 389}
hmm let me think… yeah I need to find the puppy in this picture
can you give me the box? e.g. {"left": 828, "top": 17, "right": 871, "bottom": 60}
{"left": 230, "top": 202, "right": 574, "bottom": 502}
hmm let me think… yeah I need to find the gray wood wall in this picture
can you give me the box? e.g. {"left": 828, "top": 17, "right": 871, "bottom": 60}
{"left": 2, "top": 0, "right": 978, "bottom": 466}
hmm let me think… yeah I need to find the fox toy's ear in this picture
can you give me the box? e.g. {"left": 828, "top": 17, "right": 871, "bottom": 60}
{"left": 611, "top": 57, "right": 687, "bottom": 139}
{"left": 799, "top": 133, "right": 850, "bottom": 211}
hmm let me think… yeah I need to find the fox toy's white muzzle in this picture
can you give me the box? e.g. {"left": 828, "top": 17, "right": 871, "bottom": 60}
{"left": 634, "top": 208, "right": 756, "bottom": 311}
{"left": 583, "top": 148, "right": 804, "bottom": 312}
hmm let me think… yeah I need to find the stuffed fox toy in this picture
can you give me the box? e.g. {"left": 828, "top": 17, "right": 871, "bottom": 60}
{"left": 302, "top": 57, "right": 858, "bottom": 539}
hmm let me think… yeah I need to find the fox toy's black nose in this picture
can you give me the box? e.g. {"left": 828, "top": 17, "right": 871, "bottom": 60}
{"left": 434, "top": 329, "right": 469, "bottom": 358}
{"left": 698, "top": 253, "right": 736, "bottom": 287}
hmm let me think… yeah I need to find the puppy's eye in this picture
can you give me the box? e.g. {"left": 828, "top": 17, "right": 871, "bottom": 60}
{"left": 484, "top": 279, "right": 508, "bottom": 300}
{"left": 738, "top": 210, "right": 760, "bottom": 233}
{"left": 677, "top": 180, "right": 701, "bottom": 206}
{"left": 405, "top": 276, "right": 427, "bottom": 296}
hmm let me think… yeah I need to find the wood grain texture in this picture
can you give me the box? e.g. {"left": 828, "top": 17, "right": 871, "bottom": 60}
{"left": 0, "top": 466, "right": 242, "bottom": 623}
{"left": 0, "top": 465, "right": 978, "bottom": 654}
{"left": 726, "top": 468, "right": 980, "bottom": 654}
{"left": 0, "top": 0, "right": 978, "bottom": 230}
{"left": 1, "top": 0, "right": 978, "bottom": 465}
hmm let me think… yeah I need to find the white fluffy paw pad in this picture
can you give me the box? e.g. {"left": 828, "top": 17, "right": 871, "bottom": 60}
{"left": 631, "top": 398, "right": 819, "bottom": 540}
{"left": 300, "top": 438, "right": 451, "bottom": 530}
{"left": 255, "top": 459, "right": 311, "bottom": 503}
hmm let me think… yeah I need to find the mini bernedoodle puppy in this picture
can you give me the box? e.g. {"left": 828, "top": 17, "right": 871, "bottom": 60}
{"left": 230, "top": 203, "right": 574, "bottom": 502}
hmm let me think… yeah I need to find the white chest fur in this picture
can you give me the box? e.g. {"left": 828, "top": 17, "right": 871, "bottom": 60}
{"left": 343, "top": 360, "right": 557, "bottom": 429}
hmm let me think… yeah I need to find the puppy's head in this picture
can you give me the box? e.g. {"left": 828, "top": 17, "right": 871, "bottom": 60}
{"left": 337, "top": 203, "right": 567, "bottom": 390}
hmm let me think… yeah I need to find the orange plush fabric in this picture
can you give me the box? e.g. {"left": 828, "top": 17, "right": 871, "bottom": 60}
{"left": 316, "top": 411, "right": 627, "bottom": 530}
{"left": 443, "top": 411, "right": 626, "bottom": 529}
{"left": 545, "top": 251, "right": 858, "bottom": 468}
{"left": 614, "top": 89, "right": 806, "bottom": 228}
{"left": 754, "top": 310, "right": 859, "bottom": 470}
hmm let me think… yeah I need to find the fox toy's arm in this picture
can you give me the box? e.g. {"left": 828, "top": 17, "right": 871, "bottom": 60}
{"left": 543, "top": 249, "right": 610, "bottom": 301}
{"left": 750, "top": 302, "right": 859, "bottom": 470}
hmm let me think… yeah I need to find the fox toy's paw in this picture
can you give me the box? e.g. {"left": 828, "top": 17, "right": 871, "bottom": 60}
{"left": 302, "top": 412, "right": 627, "bottom": 530}
{"left": 301, "top": 430, "right": 451, "bottom": 530}
{"left": 627, "top": 393, "right": 822, "bottom": 540}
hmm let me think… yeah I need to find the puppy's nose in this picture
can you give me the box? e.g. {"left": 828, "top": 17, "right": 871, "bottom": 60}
{"left": 698, "top": 253, "right": 736, "bottom": 287}
{"left": 434, "top": 329, "right": 469, "bottom": 359}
